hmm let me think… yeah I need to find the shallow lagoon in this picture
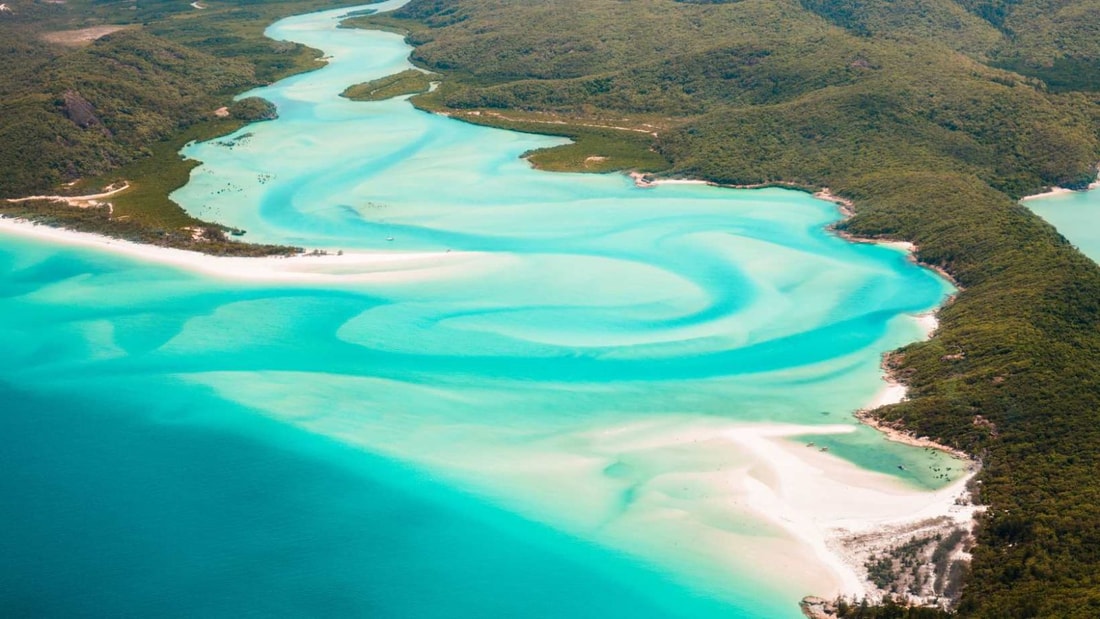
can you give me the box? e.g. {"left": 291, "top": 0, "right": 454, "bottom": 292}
{"left": 0, "top": 2, "right": 964, "bottom": 616}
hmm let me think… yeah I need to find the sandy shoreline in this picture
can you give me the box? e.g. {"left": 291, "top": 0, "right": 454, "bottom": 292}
{"left": 1019, "top": 186, "right": 1075, "bottom": 201}
{"left": 791, "top": 301, "right": 981, "bottom": 605}
{"left": 748, "top": 424, "right": 979, "bottom": 602}
{"left": 1020, "top": 178, "right": 1100, "bottom": 201}
{"left": 0, "top": 217, "right": 486, "bottom": 284}
{"left": 1019, "top": 168, "right": 1100, "bottom": 201}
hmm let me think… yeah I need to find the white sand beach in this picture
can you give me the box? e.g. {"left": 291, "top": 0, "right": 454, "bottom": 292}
{"left": 1019, "top": 167, "right": 1100, "bottom": 201}
{"left": 0, "top": 217, "right": 491, "bottom": 285}
{"left": 1020, "top": 186, "right": 1075, "bottom": 201}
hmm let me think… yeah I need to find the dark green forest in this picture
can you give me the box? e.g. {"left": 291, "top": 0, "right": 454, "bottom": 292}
{"left": 3, "top": 0, "right": 1100, "bottom": 615}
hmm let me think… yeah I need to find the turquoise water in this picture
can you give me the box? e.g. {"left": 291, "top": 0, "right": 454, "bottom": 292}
{"left": 0, "top": 2, "right": 962, "bottom": 616}
{"left": 1026, "top": 187, "right": 1100, "bottom": 262}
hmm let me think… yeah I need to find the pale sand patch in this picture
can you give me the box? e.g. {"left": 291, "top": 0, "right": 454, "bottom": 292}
{"left": 866, "top": 381, "right": 908, "bottom": 409}
{"left": 41, "top": 25, "right": 136, "bottom": 46}
{"left": 1019, "top": 186, "right": 1074, "bottom": 201}
{"left": 7, "top": 182, "right": 130, "bottom": 208}
{"left": 814, "top": 188, "right": 854, "bottom": 214}
{"left": 875, "top": 239, "right": 917, "bottom": 253}
{"left": 914, "top": 311, "right": 940, "bottom": 339}
{"left": 629, "top": 171, "right": 709, "bottom": 188}
{"left": 0, "top": 217, "right": 497, "bottom": 285}
{"left": 507, "top": 419, "right": 969, "bottom": 601}
{"left": 219, "top": 362, "right": 978, "bottom": 606}
{"left": 760, "top": 429, "right": 979, "bottom": 602}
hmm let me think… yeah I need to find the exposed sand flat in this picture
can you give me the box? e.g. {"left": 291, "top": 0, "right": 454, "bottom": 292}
{"left": 41, "top": 25, "right": 136, "bottom": 46}
{"left": 760, "top": 428, "right": 979, "bottom": 600}
{"left": 0, "top": 217, "right": 495, "bottom": 285}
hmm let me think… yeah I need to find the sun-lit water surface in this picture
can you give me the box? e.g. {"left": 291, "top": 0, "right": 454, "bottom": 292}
{"left": 0, "top": 2, "right": 966, "bottom": 617}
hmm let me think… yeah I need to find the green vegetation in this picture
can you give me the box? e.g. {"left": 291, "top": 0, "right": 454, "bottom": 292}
{"left": 0, "top": 0, "right": 366, "bottom": 254}
{"left": 348, "top": 0, "right": 1100, "bottom": 616}
{"left": 417, "top": 92, "right": 669, "bottom": 172}
{"left": 835, "top": 598, "right": 955, "bottom": 618}
{"left": 342, "top": 68, "right": 434, "bottom": 100}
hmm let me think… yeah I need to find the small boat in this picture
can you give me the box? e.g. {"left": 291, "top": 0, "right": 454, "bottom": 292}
{"left": 385, "top": 236, "right": 394, "bottom": 241}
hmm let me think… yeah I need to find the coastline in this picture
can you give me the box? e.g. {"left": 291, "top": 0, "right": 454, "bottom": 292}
{"left": 1019, "top": 171, "right": 1100, "bottom": 201}
{"left": 794, "top": 308, "right": 982, "bottom": 609}
{"left": 801, "top": 184, "right": 979, "bottom": 608}
{"left": 0, "top": 216, "right": 483, "bottom": 285}
{"left": 1019, "top": 186, "right": 1075, "bottom": 201}
{"left": 630, "top": 170, "right": 817, "bottom": 194}
{"left": 3, "top": 163, "right": 979, "bottom": 611}
{"left": 628, "top": 170, "right": 977, "bottom": 609}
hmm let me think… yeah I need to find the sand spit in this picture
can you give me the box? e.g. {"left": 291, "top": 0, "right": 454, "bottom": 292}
{"left": 751, "top": 423, "right": 980, "bottom": 605}
{"left": 0, "top": 217, "right": 490, "bottom": 285}
{"left": 801, "top": 299, "right": 981, "bottom": 611}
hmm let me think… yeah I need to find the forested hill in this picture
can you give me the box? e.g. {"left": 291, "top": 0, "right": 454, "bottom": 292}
{"left": 0, "top": 0, "right": 375, "bottom": 199}
{"left": 348, "top": 0, "right": 1100, "bottom": 616}
{"left": 0, "top": 0, "right": 359, "bottom": 253}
